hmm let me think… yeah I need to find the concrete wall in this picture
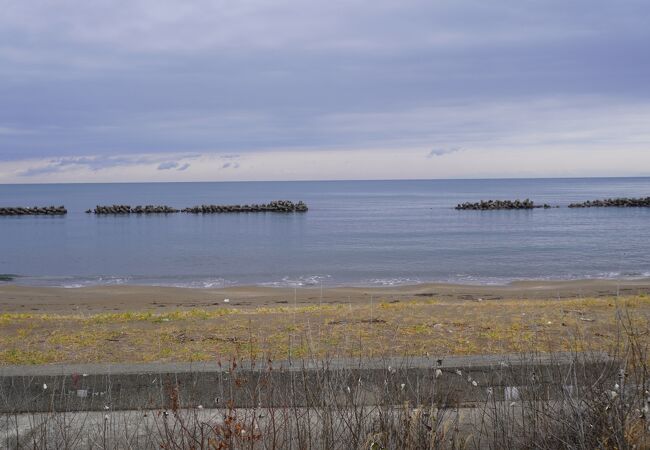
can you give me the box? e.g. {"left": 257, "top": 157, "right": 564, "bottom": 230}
{"left": 0, "top": 353, "right": 617, "bottom": 413}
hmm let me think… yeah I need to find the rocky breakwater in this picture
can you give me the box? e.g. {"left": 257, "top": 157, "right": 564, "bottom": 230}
{"left": 0, "top": 206, "right": 67, "bottom": 216}
{"left": 568, "top": 197, "right": 650, "bottom": 208}
{"left": 182, "top": 200, "right": 308, "bottom": 213}
{"left": 89, "top": 205, "right": 180, "bottom": 214}
{"left": 455, "top": 199, "right": 553, "bottom": 210}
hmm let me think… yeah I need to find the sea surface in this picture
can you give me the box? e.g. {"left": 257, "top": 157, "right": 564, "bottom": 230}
{"left": 1, "top": 178, "right": 649, "bottom": 288}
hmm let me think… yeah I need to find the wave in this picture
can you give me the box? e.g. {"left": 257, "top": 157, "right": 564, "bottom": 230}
{"left": 258, "top": 275, "right": 332, "bottom": 288}
{"left": 5, "top": 271, "right": 650, "bottom": 289}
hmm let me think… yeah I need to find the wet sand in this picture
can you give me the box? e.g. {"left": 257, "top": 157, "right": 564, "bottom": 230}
{"left": 1, "top": 278, "right": 649, "bottom": 314}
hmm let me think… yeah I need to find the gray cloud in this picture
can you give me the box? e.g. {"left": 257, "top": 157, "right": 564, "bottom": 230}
{"left": 20, "top": 154, "right": 197, "bottom": 177}
{"left": 222, "top": 161, "right": 240, "bottom": 169}
{"left": 1, "top": 0, "right": 650, "bottom": 180}
{"left": 20, "top": 165, "right": 67, "bottom": 177}
{"left": 427, "top": 147, "right": 463, "bottom": 158}
{"left": 21, "top": 156, "right": 145, "bottom": 176}
{"left": 157, "top": 161, "right": 179, "bottom": 170}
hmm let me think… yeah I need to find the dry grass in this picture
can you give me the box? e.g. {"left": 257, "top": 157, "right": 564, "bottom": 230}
{"left": 0, "top": 295, "right": 648, "bottom": 365}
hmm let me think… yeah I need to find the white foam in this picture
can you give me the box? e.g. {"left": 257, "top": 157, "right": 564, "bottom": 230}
{"left": 259, "top": 275, "right": 332, "bottom": 288}
{"left": 363, "top": 277, "right": 423, "bottom": 287}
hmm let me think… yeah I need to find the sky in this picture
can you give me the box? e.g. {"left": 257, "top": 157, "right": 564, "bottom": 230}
{"left": 1, "top": 0, "right": 649, "bottom": 183}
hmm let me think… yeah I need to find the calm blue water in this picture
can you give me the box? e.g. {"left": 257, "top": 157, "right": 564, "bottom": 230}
{"left": 1, "top": 178, "right": 649, "bottom": 288}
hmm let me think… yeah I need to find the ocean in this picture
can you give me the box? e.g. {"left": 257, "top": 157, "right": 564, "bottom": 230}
{"left": 1, "top": 178, "right": 649, "bottom": 288}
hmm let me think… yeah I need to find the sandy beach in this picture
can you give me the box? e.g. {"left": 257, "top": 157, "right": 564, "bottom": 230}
{"left": 0, "top": 278, "right": 648, "bottom": 365}
{"left": 1, "top": 278, "right": 649, "bottom": 314}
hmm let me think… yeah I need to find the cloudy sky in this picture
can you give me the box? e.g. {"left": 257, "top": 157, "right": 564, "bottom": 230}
{"left": 1, "top": 0, "right": 649, "bottom": 183}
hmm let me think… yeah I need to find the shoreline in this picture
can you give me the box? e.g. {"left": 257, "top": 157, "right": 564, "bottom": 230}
{"left": 1, "top": 277, "right": 649, "bottom": 314}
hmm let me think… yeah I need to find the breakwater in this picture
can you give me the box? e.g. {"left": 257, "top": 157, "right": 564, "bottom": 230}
{"left": 87, "top": 200, "right": 308, "bottom": 215}
{"left": 88, "top": 205, "right": 180, "bottom": 214}
{"left": 455, "top": 199, "right": 553, "bottom": 210}
{"left": 0, "top": 206, "right": 67, "bottom": 216}
{"left": 182, "top": 200, "right": 308, "bottom": 213}
{"left": 568, "top": 197, "right": 650, "bottom": 208}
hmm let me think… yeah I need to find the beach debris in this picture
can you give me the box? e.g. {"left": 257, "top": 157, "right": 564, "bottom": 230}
{"left": 328, "top": 318, "right": 386, "bottom": 325}
{"left": 0, "top": 206, "right": 67, "bottom": 216}
{"left": 360, "top": 318, "right": 386, "bottom": 324}
{"left": 435, "top": 369, "right": 442, "bottom": 378}
{"left": 224, "top": 298, "right": 230, "bottom": 303}
{"left": 580, "top": 317, "right": 595, "bottom": 322}
{"left": 42, "top": 383, "right": 47, "bottom": 390}
{"left": 505, "top": 386, "right": 520, "bottom": 401}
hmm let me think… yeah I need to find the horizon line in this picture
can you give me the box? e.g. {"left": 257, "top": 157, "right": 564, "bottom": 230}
{"left": 1, "top": 174, "right": 650, "bottom": 186}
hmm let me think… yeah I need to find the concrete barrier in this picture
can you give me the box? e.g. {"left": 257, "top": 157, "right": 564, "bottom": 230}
{"left": 90, "top": 205, "right": 179, "bottom": 214}
{"left": 568, "top": 197, "right": 650, "bottom": 208}
{"left": 0, "top": 206, "right": 67, "bottom": 216}
{"left": 455, "top": 200, "right": 554, "bottom": 210}
{"left": 87, "top": 201, "right": 309, "bottom": 214}
{"left": 0, "top": 353, "right": 616, "bottom": 413}
{"left": 182, "top": 200, "right": 308, "bottom": 213}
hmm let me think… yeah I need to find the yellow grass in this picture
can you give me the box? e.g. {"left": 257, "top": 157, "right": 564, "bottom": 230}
{"left": 0, "top": 295, "right": 648, "bottom": 365}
